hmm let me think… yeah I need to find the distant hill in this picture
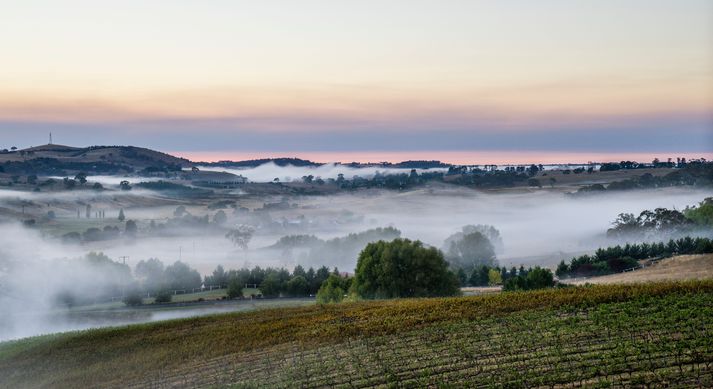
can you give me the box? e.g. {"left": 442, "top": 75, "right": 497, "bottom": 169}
{"left": 0, "top": 144, "right": 452, "bottom": 177}
{"left": 201, "top": 157, "right": 322, "bottom": 168}
{"left": 0, "top": 144, "right": 190, "bottom": 176}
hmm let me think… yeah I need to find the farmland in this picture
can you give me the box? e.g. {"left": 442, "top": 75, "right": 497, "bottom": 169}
{"left": 1, "top": 280, "right": 711, "bottom": 388}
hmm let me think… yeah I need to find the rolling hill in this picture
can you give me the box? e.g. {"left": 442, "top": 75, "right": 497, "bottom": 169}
{"left": 1, "top": 281, "right": 711, "bottom": 388}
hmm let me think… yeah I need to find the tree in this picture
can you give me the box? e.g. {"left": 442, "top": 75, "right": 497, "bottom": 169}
{"left": 445, "top": 231, "right": 497, "bottom": 271}
{"left": 226, "top": 225, "right": 255, "bottom": 250}
{"left": 286, "top": 275, "right": 309, "bottom": 297}
{"left": 92, "top": 182, "right": 103, "bottom": 190}
{"left": 208, "top": 265, "right": 228, "bottom": 286}
{"left": 125, "top": 220, "right": 137, "bottom": 238}
{"left": 316, "top": 274, "right": 350, "bottom": 303}
{"left": 227, "top": 278, "right": 243, "bottom": 299}
{"left": 164, "top": 261, "right": 201, "bottom": 290}
{"left": 549, "top": 177, "right": 556, "bottom": 188}
{"left": 469, "top": 265, "right": 490, "bottom": 286}
{"left": 525, "top": 267, "right": 554, "bottom": 289}
{"left": 555, "top": 260, "right": 569, "bottom": 278}
{"left": 123, "top": 290, "right": 143, "bottom": 306}
{"left": 488, "top": 269, "right": 502, "bottom": 285}
{"left": 135, "top": 258, "right": 165, "bottom": 293}
{"left": 353, "top": 239, "right": 460, "bottom": 299}
{"left": 154, "top": 290, "right": 172, "bottom": 303}
{"left": 259, "top": 273, "right": 281, "bottom": 297}
{"left": 85, "top": 204, "right": 91, "bottom": 218}
{"left": 74, "top": 172, "right": 88, "bottom": 185}
{"left": 118, "top": 208, "right": 126, "bottom": 222}
{"left": 456, "top": 268, "right": 468, "bottom": 286}
{"left": 213, "top": 210, "right": 227, "bottom": 225}
{"left": 174, "top": 205, "right": 187, "bottom": 217}
{"left": 63, "top": 177, "right": 76, "bottom": 189}
{"left": 119, "top": 180, "right": 132, "bottom": 190}
{"left": 528, "top": 178, "right": 542, "bottom": 188}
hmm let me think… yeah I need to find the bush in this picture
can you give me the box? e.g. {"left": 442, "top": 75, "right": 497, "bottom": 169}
{"left": 227, "top": 279, "right": 243, "bottom": 299}
{"left": 316, "top": 274, "right": 349, "bottom": 304}
{"left": 154, "top": 290, "right": 172, "bottom": 303}
{"left": 123, "top": 291, "right": 143, "bottom": 306}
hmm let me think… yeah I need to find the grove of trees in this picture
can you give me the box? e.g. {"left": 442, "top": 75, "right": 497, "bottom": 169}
{"left": 556, "top": 237, "right": 713, "bottom": 278}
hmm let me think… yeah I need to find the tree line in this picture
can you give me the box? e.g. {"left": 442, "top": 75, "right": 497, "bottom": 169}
{"left": 556, "top": 237, "right": 713, "bottom": 279}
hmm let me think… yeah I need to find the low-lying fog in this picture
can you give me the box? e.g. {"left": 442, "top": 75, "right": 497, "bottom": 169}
{"left": 199, "top": 163, "right": 448, "bottom": 182}
{"left": 0, "top": 184, "right": 709, "bottom": 341}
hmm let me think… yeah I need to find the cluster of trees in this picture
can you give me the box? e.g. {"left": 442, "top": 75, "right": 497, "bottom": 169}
{"left": 599, "top": 157, "right": 705, "bottom": 171}
{"left": 556, "top": 237, "right": 713, "bottom": 278}
{"left": 54, "top": 252, "right": 133, "bottom": 307}
{"left": 576, "top": 163, "right": 713, "bottom": 195}
{"left": 203, "top": 264, "right": 340, "bottom": 299}
{"left": 443, "top": 225, "right": 502, "bottom": 271}
{"left": 268, "top": 227, "right": 402, "bottom": 269}
{"left": 447, "top": 170, "right": 530, "bottom": 188}
{"left": 502, "top": 267, "right": 555, "bottom": 291}
{"left": 316, "top": 274, "right": 353, "bottom": 304}
{"left": 333, "top": 170, "right": 446, "bottom": 191}
{"left": 61, "top": 220, "right": 137, "bottom": 243}
{"left": 607, "top": 198, "right": 713, "bottom": 239}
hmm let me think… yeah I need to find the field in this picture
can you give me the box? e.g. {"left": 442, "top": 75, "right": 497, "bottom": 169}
{"left": 569, "top": 254, "right": 713, "bottom": 285}
{"left": 1, "top": 281, "right": 711, "bottom": 388}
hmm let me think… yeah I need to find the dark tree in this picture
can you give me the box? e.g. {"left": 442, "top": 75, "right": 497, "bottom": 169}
{"left": 353, "top": 239, "right": 460, "bottom": 299}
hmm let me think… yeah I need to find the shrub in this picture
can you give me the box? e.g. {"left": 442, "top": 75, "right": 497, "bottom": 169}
{"left": 154, "top": 290, "right": 172, "bottom": 303}
{"left": 123, "top": 291, "right": 143, "bottom": 306}
{"left": 227, "top": 279, "right": 243, "bottom": 299}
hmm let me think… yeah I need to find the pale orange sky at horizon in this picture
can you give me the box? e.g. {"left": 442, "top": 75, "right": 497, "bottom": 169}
{"left": 1, "top": 1, "right": 711, "bottom": 153}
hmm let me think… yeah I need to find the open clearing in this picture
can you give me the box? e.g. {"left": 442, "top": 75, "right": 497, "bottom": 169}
{"left": 569, "top": 254, "right": 713, "bottom": 285}
{"left": 1, "top": 281, "right": 711, "bottom": 388}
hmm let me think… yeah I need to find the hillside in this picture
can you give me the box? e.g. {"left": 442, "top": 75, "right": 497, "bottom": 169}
{"left": 0, "top": 144, "right": 190, "bottom": 176}
{"left": 1, "top": 281, "right": 711, "bottom": 388}
{"left": 569, "top": 254, "right": 713, "bottom": 285}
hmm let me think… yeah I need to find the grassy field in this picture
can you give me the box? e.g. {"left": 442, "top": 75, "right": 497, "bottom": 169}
{"left": 1, "top": 281, "right": 711, "bottom": 388}
{"left": 569, "top": 254, "right": 713, "bottom": 285}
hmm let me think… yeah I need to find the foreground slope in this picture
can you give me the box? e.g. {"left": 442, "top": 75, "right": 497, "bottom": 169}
{"left": 1, "top": 281, "right": 712, "bottom": 388}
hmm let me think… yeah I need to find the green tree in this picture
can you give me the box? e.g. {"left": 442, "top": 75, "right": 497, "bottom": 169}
{"left": 118, "top": 208, "right": 125, "bottom": 222}
{"left": 286, "top": 275, "right": 309, "bottom": 297}
{"left": 227, "top": 278, "right": 243, "bottom": 299}
{"left": 259, "top": 273, "right": 281, "bottom": 298}
{"left": 456, "top": 268, "right": 468, "bottom": 286}
{"left": 353, "top": 239, "right": 460, "bottom": 299}
{"left": 555, "top": 260, "right": 569, "bottom": 278}
{"left": 469, "top": 265, "right": 490, "bottom": 286}
{"left": 316, "top": 274, "right": 351, "bottom": 303}
{"left": 488, "top": 268, "right": 502, "bottom": 286}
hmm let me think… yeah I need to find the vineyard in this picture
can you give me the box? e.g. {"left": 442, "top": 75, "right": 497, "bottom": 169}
{"left": 1, "top": 281, "right": 711, "bottom": 388}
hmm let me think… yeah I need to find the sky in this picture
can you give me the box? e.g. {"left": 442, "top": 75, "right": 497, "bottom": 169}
{"left": 1, "top": 0, "right": 712, "bottom": 163}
